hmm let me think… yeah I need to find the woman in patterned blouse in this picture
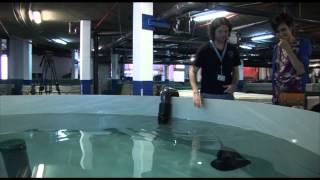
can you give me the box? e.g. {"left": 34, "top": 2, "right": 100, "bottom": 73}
{"left": 270, "top": 12, "right": 312, "bottom": 107}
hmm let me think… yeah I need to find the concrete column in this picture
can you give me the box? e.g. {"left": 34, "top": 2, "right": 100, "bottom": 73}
{"left": 98, "top": 63, "right": 109, "bottom": 94}
{"left": 132, "top": 2, "right": 153, "bottom": 96}
{"left": 111, "top": 53, "right": 120, "bottom": 94}
{"left": 169, "top": 65, "right": 174, "bottom": 81}
{"left": 8, "top": 38, "right": 22, "bottom": 80}
{"left": 72, "top": 49, "right": 80, "bottom": 79}
{"left": 164, "top": 65, "right": 169, "bottom": 82}
{"left": 161, "top": 65, "right": 166, "bottom": 82}
{"left": 184, "top": 65, "right": 189, "bottom": 82}
{"left": 8, "top": 38, "right": 32, "bottom": 94}
{"left": 23, "top": 40, "right": 32, "bottom": 84}
{"left": 238, "top": 59, "right": 244, "bottom": 91}
{"left": 258, "top": 67, "right": 267, "bottom": 80}
{"left": 80, "top": 20, "right": 92, "bottom": 94}
{"left": 267, "top": 68, "right": 272, "bottom": 80}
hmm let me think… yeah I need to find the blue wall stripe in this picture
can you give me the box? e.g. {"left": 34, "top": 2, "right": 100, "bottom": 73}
{"left": 133, "top": 81, "right": 153, "bottom": 96}
{"left": 80, "top": 80, "right": 92, "bottom": 95}
{"left": 111, "top": 79, "right": 119, "bottom": 94}
{"left": 23, "top": 80, "right": 32, "bottom": 85}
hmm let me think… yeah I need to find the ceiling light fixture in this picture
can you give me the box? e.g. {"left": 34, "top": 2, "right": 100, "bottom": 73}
{"left": 28, "top": 10, "right": 33, "bottom": 21}
{"left": 240, "top": 44, "right": 255, "bottom": 50}
{"left": 52, "top": 39, "right": 67, "bottom": 45}
{"left": 192, "top": 10, "right": 231, "bottom": 22}
{"left": 239, "top": 45, "right": 253, "bottom": 50}
{"left": 32, "top": 11, "right": 42, "bottom": 24}
{"left": 251, "top": 34, "right": 274, "bottom": 41}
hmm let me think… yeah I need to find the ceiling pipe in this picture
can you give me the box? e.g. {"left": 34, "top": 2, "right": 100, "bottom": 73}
{"left": 97, "top": 32, "right": 125, "bottom": 36}
{"left": 95, "top": 3, "right": 118, "bottom": 31}
{"left": 212, "top": 3, "right": 320, "bottom": 25}
{"left": 211, "top": 4, "right": 273, "bottom": 18}
{"left": 105, "top": 32, "right": 132, "bottom": 48}
{"left": 160, "top": 3, "right": 320, "bottom": 24}
{"left": 109, "top": 2, "right": 320, "bottom": 52}
{"left": 107, "top": 2, "right": 208, "bottom": 49}
{"left": 233, "top": 20, "right": 269, "bottom": 31}
{"left": 106, "top": 3, "right": 271, "bottom": 49}
{"left": 157, "top": 2, "right": 209, "bottom": 20}
{"left": 158, "top": 2, "right": 320, "bottom": 26}
{"left": 234, "top": 2, "right": 265, "bottom": 8}
{"left": 295, "top": 18, "right": 320, "bottom": 24}
{"left": 139, "top": 38, "right": 205, "bottom": 45}
{"left": 114, "top": 47, "right": 198, "bottom": 54}
{"left": 0, "top": 20, "right": 10, "bottom": 36}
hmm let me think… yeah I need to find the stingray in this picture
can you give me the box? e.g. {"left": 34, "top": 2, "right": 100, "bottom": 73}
{"left": 151, "top": 126, "right": 251, "bottom": 171}
{"left": 211, "top": 138, "right": 251, "bottom": 171}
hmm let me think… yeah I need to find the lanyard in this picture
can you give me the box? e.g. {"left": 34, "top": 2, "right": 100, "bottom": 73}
{"left": 209, "top": 40, "right": 228, "bottom": 74}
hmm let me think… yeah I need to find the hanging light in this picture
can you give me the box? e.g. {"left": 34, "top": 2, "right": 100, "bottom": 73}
{"left": 32, "top": 11, "right": 42, "bottom": 24}
{"left": 52, "top": 39, "right": 67, "bottom": 45}
{"left": 251, "top": 34, "right": 274, "bottom": 41}
{"left": 192, "top": 10, "right": 231, "bottom": 22}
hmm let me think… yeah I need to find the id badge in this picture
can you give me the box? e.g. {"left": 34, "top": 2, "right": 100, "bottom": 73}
{"left": 217, "top": 74, "right": 226, "bottom": 82}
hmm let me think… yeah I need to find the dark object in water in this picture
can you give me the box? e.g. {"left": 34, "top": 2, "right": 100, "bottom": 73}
{"left": 211, "top": 146, "right": 251, "bottom": 171}
{"left": 0, "top": 139, "right": 31, "bottom": 177}
{"left": 158, "top": 86, "right": 179, "bottom": 125}
{"left": 311, "top": 103, "right": 320, "bottom": 112}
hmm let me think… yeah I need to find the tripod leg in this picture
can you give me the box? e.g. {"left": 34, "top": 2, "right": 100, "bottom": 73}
{"left": 39, "top": 55, "right": 45, "bottom": 94}
{"left": 51, "top": 61, "right": 61, "bottom": 95}
{"left": 39, "top": 58, "right": 48, "bottom": 95}
{"left": 44, "top": 61, "right": 50, "bottom": 94}
{"left": 30, "top": 84, "right": 36, "bottom": 95}
{"left": 48, "top": 63, "right": 53, "bottom": 94}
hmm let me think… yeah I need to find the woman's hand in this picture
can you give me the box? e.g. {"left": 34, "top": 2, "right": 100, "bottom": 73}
{"left": 278, "top": 39, "right": 292, "bottom": 52}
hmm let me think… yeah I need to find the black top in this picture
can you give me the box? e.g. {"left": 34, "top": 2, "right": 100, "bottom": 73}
{"left": 193, "top": 42, "right": 241, "bottom": 94}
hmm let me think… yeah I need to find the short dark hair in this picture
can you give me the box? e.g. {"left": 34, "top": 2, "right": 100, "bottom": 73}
{"left": 208, "top": 17, "right": 232, "bottom": 41}
{"left": 270, "top": 12, "right": 294, "bottom": 33}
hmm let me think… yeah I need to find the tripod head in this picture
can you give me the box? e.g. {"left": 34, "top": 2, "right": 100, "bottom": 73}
{"left": 40, "top": 50, "right": 54, "bottom": 67}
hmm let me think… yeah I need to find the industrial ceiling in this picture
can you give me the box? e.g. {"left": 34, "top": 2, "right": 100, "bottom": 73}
{"left": 1, "top": 2, "right": 320, "bottom": 67}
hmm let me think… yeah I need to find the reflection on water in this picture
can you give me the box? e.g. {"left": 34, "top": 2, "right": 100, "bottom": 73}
{"left": 0, "top": 114, "right": 319, "bottom": 177}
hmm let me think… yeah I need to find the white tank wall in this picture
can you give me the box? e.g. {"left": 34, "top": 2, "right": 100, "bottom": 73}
{"left": 0, "top": 95, "right": 319, "bottom": 155}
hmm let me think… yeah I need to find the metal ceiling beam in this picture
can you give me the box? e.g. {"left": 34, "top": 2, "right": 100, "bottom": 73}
{"left": 97, "top": 32, "right": 125, "bottom": 36}
{"left": 233, "top": 20, "right": 269, "bottom": 31}
{"left": 235, "top": 2, "right": 265, "bottom": 8}
{"left": 295, "top": 18, "right": 320, "bottom": 24}
{"left": 160, "top": 2, "right": 320, "bottom": 24}
{"left": 94, "top": 3, "right": 118, "bottom": 31}
{"left": 108, "top": 3, "right": 208, "bottom": 49}
{"left": 157, "top": 2, "right": 209, "bottom": 20}
{"left": 105, "top": 32, "right": 131, "bottom": 48}
{"left": 108, "top": 2, "right": 320, "bottom": 61}
{"left": 211, "top": 4, "right": 273, "bottom": 18}
{"left": 212, "top": 4, "right": 320, "bottom": 24}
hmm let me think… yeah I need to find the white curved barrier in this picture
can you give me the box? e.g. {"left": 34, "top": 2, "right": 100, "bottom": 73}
{"left": 0, "top": 95, "right": 319, "bottom": 156}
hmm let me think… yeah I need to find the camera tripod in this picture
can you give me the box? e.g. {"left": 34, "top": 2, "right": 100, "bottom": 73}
{"left": 39, "top": 52, "right": 61, "bottom": 95}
